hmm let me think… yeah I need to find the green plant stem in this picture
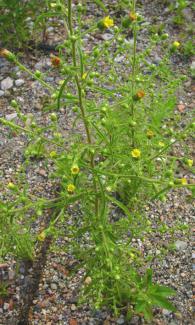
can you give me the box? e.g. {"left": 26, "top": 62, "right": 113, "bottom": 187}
{"left": 16, "top": 61, "right": 54, "bottom": 91}
{"left": 67, "top": 0, "right": 99, "bottom": 216}
{"left": 130, "top": 0, "right": 137, "bottom": 147}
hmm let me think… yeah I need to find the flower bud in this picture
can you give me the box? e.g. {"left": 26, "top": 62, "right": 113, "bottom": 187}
{"left": 0, "top": 49, "right": 16, "bottom": 62}
{"left": 35, "top": 70, "right": 41, "bottom": 78}
{"left": 11, "top": 100, "right": 18, "bottom": 108}
{"left": 50, "top": 113, "right": 57, "bottom": 121}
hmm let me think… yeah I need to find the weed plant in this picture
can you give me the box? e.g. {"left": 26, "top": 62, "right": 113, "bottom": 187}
{"left": 0, "top": 0, "right": 194, "bottom": 320}
{"left": 0, "top": 0, "right": 49, "bottom": 48}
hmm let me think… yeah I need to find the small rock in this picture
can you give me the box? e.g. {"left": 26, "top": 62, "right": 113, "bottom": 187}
{"left": 69, "top": 319, "right": 78, "bottom": 325}
{"left": 8, "top": 269, "right": 15, "bottom": 280}
{"left": 5, "top": 113, "right": 17, "bottom": 120}
{"left": 192, "top": 253, "right": 195, "bottom": 259}
{"left": 3, "top": 302, "right": 10, "bottom": 310}
{"left": 51, "top": 283, "right": 57, "bottom": 290}
{"left": 38, "top": 169, "right": 47, "bottom": 177}
{"left": 116, "top": 316, "right": 125, "bottom": 324}
{"left": 114, "top": 55, "right": 125, "bottom": 63}
{"left": 15, "top": 79, "right": 25, "bottom": 87}
{"left": 153, "top": 55, "right": 161, "bottom": 64}
{"left": 190, "top": 61, "right": 195, "bottom": 70}
{"left": 71, "top": 304, "right": 77, "bottom": 311}
{"left": 162, "top": 308, "right": 171, "bottom": 316}
{"left": 1, "top": 77, "right": 13, "bottom": 90}
{"left": 0, "top": 90, "right": 4, "bottom": 96}
{"left": 177, "top": 103, "right": 185, "bottom": 113}
{"left": 175, "top": 240, "right": 187, "bottom": 251}
{"left": 101, "top": 33, "right": 113, "bottom": 41}
{"left": 182, "top": 8, "right": 193, "bottom": 22}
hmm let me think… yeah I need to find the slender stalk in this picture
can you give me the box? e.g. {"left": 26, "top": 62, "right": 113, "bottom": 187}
{"left": 16, "top": 62, "right": 54, "bottom": 91}
{"left": 130, "top": 0, "right": 137, "bottom": 146}
{"left": 67, "top": 0, "right": 99, "bottom": 216}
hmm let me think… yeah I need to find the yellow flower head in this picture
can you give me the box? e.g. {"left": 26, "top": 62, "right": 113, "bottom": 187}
{"left": 67, "top": 183, "right": 76, "bottom": 194}
{"left": 131, "top": 148, "right": 141, "bottom": 158}
{"left": 7, "top": 182, "right": 16, "bottom": 190}
{"left": 71, "top": 165, "right": 80, "bottom": 175}
{"left": 146, "top": 130, "right": 155, "bottom": 139}
{"left": 102, "top": 16, "right": 114, "bottom": 28}
{"left": 37, "top": 231, "right": 46, "bottom": 242}
{"left": 82, "top": 73, "right": 87, "bottom": 80}
{"left": 173, "top": 41, "right": 180, "bottom": 48}
{"left": 180, "top": 178, "right": 187, "bottom": 185}
{"left": 129, "top": 12, "right": 137, "bottom": 21}
{"left": 158, "top": 141, "right": 165, "bottom": 147}
{"left": 49, "top": 151, "right": 57, "bottom": 158}
{"left": 187, "top": 159, "right": 193, "bottom": 167}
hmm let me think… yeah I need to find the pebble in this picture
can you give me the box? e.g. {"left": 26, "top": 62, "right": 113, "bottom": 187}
{"left": 0, "top": 90, "right": 4, "bottom": 96}
{"left": 15, "top": 79, "right": 25, "bottom": 87}
{"left": 3, "top": 302, "right": 10, "bottom": 311}
{"left": 1, "top": 77, "right": 13, "bottom": 90}
{"left": 50, "top": 283, "right": 57, "bottom": 290}
{"left": 190, "top": 61, "right": 195, "bottom": 70}
{"left": 162, "top": 308, "right": 172, "bottom": 316}
{"left": 116, "top": 316, "right": 125, "bottom": 324}
{"left": 174, "top": 240, "right": 188, "bottom": 251}
{"left": 192, "top": 253, "right": 195, "bottom": 259}
{"left": 5, "top": 113, "right": 17, "bottom": 120}
{"left": 182, "top": 8, "right": 193, "bottom": 22}
{"left": 101, "top": 33, "right": 113, "bottom": 41}
{"left": 8, "top": 269, "right": 15, "bottom": 280}
{"left": 71, "top": 304, "right": 77, "bottom": 311}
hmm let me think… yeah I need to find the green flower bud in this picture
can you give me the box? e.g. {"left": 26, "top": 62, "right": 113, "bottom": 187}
{"left": 11, "top": 99, "right": 18, "bottom": 108}
{"left": 35, "top": 70, "right": 41, "bottom": 78}
{"left": 93, "top": 48, "right": 100, "bottom": 57}
{"left": 50, "top": 113, "right": 57, "bottom": 121}
{"left": 7, "top": 182, "right": 17, "bottom": 190}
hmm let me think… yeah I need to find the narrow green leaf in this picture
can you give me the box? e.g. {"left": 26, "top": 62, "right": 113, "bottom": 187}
{"left": 94, "top": 0, "right": 108, "bottom": 12}
{"left": 150, "top": 294, "right": 177, "bottom": 312}
{"left": 105, "top": 194, "right": 132, "bottom": 221}
{"left": 150, "top": 285, "right": 176, "bottom": 297}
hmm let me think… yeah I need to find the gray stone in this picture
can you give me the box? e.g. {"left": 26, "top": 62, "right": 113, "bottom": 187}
{"left": 114, "top": 55, "right": 125, "bottom": 63}
{"left": 8, "top": 269, "right": 15, "bottom": 280}
{"left": 1, "top": 77, "right": 13, "bottom": 90}
{"left": 182, "top": 8, "right": 193, "bottom": 22}
{"left": 15, "top": 79, "right": 24, "bottom": 87}
{"left": 3, "top": 302, "right": 9, "bottom": 310}
{"left": 0, "top": 90, "right": 4, "bottom": 96}
{"left": 153, "top": 55, "right": 161, "bottom": 64}
{"left": 192, "top": 253, "right": 195, "bottom": 259}
{"left": 35, "top": 58, "right": 51, "bottom": 70}
{"left": 71, "top": 304, "right": 77, "bottom": 311}
{"left": 117, "top": 316, "right": 125, "bottom": 324}
{"left": 50, "top": 282, "right": 57, "bottom": 290}
{"left": 5, "top": 113, "right": 17, "bottom": 120}
{"left": 162, "top": 308, "right": 172, "bottom": 315}
{"left": 175, "top": 240, "right": 188, "bottom": 251}
{"left": 190, "top": 61, "right": 195, "bottom": 70}
{"left": 101, "top": 33, "right": 113, "bottom": 41}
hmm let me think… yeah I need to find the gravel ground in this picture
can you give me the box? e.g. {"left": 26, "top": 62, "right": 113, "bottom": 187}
{"left": 0, "top": 1, "right": 194, "bottom": 324}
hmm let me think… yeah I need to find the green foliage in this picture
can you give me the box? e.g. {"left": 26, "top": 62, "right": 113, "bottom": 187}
{"left": 182, "top": 40, "right": 195, "bottom": 58}
{"left": 0, "top": 0, "right": 48, "bottom": 48}
{"left": 0, "top": 0, "right": 194, "bottom": 321}
{"left": 0, "top": 282, "right": 8, "bottom": 298}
